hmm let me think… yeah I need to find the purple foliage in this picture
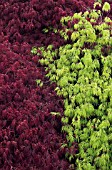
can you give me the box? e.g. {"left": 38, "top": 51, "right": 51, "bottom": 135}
{"left": 0, "top": 0, "right": 94, "bottom": 48}
{"left": 0, "top": 0, "right": 97, "bottom": 169}
{"left": 0, "top": 43, "right": 73, "bottom": 169}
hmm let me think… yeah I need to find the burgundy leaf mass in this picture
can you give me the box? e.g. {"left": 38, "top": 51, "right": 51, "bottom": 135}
{"left": 0, "top": 0, "right": 101, "bottom": 169}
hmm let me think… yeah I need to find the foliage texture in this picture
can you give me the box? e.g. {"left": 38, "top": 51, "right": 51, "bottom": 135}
{"left": 32, "top": 2, "right": 112, "bottom": 169}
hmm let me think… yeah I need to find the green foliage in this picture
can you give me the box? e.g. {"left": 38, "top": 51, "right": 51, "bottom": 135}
{"left": 31, "top": 47, "right": 37, "bottom": 54}
{"left": 102, "top": 2, "right": 111, "bottom": 12}
{"left": 50, "top": 112, "right": 61, "bottom": 116}
{"left": 42, "top": 28, "right": 49, "bottom": 33}
{"left": 36, "top": 79, "right": 43, "bottom": 87}
{"left": 31, "top": 2, "right": 112, "bottom": 170}
{"left": 94, "top": 2, "right": 102, "bottom": 9}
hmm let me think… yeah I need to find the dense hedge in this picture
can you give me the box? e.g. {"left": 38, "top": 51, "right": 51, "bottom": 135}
{"left": 1, "top": 0, "right": 111, "bottom": 169}
{"left": 1, "top": 42, "right": 78, "bottom": 169}
{"left": 0, "top": 0, "right": 92, "bottom": 169}
{"left": 0, "top": 0, "right": 94, "bottom": 48}
{"left": 32, "top": 2, "right": 112, "bottom": 170}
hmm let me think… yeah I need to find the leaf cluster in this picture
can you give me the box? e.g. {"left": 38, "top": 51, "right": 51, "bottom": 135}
{"left": 32, "top": 2, "right": 112, "bottom": 170}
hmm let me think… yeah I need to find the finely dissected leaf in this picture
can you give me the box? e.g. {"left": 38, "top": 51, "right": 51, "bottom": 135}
{"left": 71, "top": 32, "right": 80, "bottom": 42}
{"left": 50, "top": 112, "right": 61, "bottom": 116}
{"left": 36, "top": 79, "right": 43, "bottom": 87}
{"left": 31, "top": 47, "right": 37, "bottom": 54}
{"left": 102, "top": 2, "right": 111, "bottom": 12}
{"left": 89, "top": 9, "right": 99, "bottom": 19}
